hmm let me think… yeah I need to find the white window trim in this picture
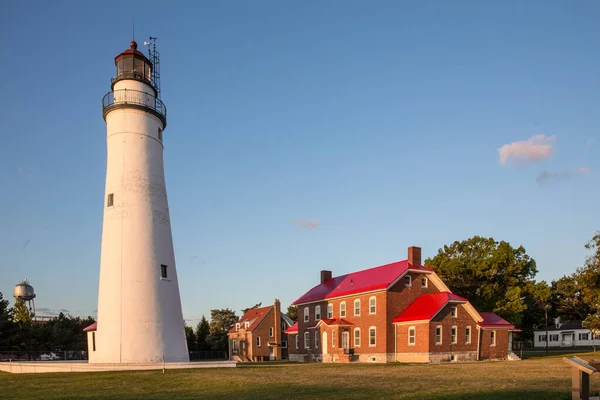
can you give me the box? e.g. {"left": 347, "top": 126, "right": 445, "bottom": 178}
{"left": 451, "top": 306, "right": 457, "bottom": 318}
{"left": 408, "top": 326, "right": 416, "bottom": 346}
{"left": 332, "top": 330, "right": 336, "bottom": 347}
{"left": 435, "top": 325, "right": 442, "bottom": 345}
{"left": 315, "top": 331, "right": 319, "bottom": 348}
{"left": 256, "top": 336, "right": 261, "bottom": 347}
{"left": 327, "top": 304, "right": 333, "bottom": 319}
{"left": 490, "top": 330, "right": 496, "bottom": 347}
{"left": 405, "top": 275, "right": 412, "bottom": 287}
{"left": 369, "top": 296, "right": 376, "bottom": 315}
{"left": 281, "top": 340, "right": 287, "bottom": 349}
{"left": 354, "top": 299, "right": 361, "bottom": 316}
{"left": 269, "top": 327, "right": 273, "bottom": 337}
{"left": 354, "top": 328, "right": 361, "bottom": 347}
{"left": 421, "top": 277, "right": 428, "bottom": 288}
{"left": 235, "top": 323, "right": 240, "bottom": 331}
{"left": 340, "top": 301, "right": 347, "bottom": 318}
{"left": 315, "top": 305, "right": 321, "bottom": 321}
{"left": 295, "top": 335, "right": 298, "bottom": 349}
{"left": 304, "top": 307, "right": 309, "bottom": 323}
{"left": 451, "top": 325, "right": 457, "bottom": 344}
{"left": 465, "top": 326, "right": 471, "bottom": 344}
{"left": 304, "top": 332, "right": 310, "bottom": 349}
{"left": 369, "top": 326, "right": 376, "bottom": 347}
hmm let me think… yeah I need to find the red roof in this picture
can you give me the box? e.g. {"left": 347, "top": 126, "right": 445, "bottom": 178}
{"left": 319, "top": 318, "right": 354, "bottom": 326}
{"left": 228, "top": 306, "right": 273, "bottom": 334}
{"left": 393, "top": 292, "right": 467, "bottom": 323}
{"left": 292, "top": 260, "right": 432, "bottom": 305}
{"left": 83, "top": 322, "right": 97, "bottom": 332}
{"left": 478, "top": 312, "right": 515, "bottom": 330}
{"left": 285, "top": 322, "right": 298, "bottom": 334}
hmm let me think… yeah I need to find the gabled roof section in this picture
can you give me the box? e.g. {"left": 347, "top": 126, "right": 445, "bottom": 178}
{"left": 292, "top": 260, "right": 433, "bottom": 305}
{"left": 393, "top": 292, "right": 467, "bottom": 323}
{"left": 285, "top": 322, "right": 298, "bottom": 334}
{"left": 83, "top": 322, "right": 97, "bottom": 332}
{"left": 317, "top": 318, "right": 354, "bottom": 327}
{"left": 228, "top": 306, "right": 273, "bottom": 334}
{"left": 478, "top": 312, "right": 515, "bottom": 330}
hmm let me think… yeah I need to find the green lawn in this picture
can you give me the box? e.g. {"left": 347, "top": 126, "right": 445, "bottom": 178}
{"left": 1, "top": 352, "right": 599, "bottom": 399}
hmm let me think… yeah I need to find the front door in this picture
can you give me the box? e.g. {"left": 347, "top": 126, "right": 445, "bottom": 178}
{"left": 322, "top": 332, "right": 328, "bottom": 355}
{"left": 342, "top": 331, "right": 349, "bottom": 351}
{"left": 562, "top": 333, "right": 573, "bottom": 346}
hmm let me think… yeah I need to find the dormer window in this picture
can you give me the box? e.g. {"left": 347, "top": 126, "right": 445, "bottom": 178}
{"left": 235, "top": 323, "right": 240, "bottom": 331}
{"left": 405, "top": 275, "right": 411, "bottom": 287}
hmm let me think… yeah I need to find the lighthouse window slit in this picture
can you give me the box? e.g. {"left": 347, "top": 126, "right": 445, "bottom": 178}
{"left": 107, "top": 193, "right": 114, "bottom": 207}
{"left": 161, "top": 264, "right": 168, "bottom": 279}
{"left": 158, "top": 128, "right": 163, "bottom": 141}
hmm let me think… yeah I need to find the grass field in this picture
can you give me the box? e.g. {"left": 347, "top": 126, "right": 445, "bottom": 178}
{"left": 1, "top": 352, "right": 599, "bottom": 399}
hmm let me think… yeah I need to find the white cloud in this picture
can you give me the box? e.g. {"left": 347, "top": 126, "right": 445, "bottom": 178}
{"left": 292, "top": 219, "right": 319, "bottom": 229}
{"left": 585, "top": 137, "right": 595, "bottom": 148}
{"left": 536, "top": 167, "right": 590, "bottom": 184}
{"left": 498, "top": 135, "right": 556, "bottom": 166}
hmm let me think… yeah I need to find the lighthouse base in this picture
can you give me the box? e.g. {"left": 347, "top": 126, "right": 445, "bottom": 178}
{"left": 0, "top": 360, "right": 237, "bottom": 374}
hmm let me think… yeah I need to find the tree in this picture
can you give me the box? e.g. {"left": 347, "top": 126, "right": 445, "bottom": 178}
{"left": 195, "top": 315, "right": 210, "bottom": 351}
{"left": 551, "top": 274, "right": 591, "bottom": 321}
{"left": 425, "top": 236, "right": 538, "bottom": 327}
{"left": 531, "top": 281, "right": 552, "bottom": 353}
{"left": 241, "top": 302, "right": 262, "bottom": 315}
{"left": 580, "top": 231, "right": 600, "bottom": 351}
{"left": 286, "top": 305, "right": 297, "bottom": 322}
{"left": 0, "top": 292, "right": 14, "bottom": 350}
{"left": 207, "top": 309, "right": 238, "bottom": 352}
{"left": 185, "top": 324, "right": 195, "bottom": 352}
{"left": 13, "top": 299, "right": 34, "bottom": 325}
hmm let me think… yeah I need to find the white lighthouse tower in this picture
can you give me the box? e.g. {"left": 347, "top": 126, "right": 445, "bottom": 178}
{"left": 92, "top": 40, "right": 189, "bottom": 363}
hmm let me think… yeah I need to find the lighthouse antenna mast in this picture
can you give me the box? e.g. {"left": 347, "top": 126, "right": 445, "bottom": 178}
{"left": 144, "top": 37, "right": 161, "bottom": 101}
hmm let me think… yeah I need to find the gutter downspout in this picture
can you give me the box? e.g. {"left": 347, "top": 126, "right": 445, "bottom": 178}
{"left": 476, "top": 326, "right": 481, "bottom": 361}
{"left": 394, "top": 323, "right": 397, "bottom": 362}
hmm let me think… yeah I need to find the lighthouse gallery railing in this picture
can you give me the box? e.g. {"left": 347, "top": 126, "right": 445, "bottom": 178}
{"left": 102, "top": 89, "right": 167, "bottom": 127}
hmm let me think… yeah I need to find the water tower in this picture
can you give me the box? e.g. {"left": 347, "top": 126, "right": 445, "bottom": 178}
{"left": 14, "top": 279, "right": 36, "bottom": 314}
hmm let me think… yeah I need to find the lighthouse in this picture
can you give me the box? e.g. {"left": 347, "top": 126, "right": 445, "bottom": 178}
{"left": 91, "top": 40, "right": 189, "bottom": 363}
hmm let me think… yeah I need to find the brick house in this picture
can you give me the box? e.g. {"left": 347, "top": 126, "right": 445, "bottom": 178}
{"left": 286, "top": 246, "right": 519, "bottom": 363}
{"left": 228, "top": 299, "right": 293, "bottom": 362}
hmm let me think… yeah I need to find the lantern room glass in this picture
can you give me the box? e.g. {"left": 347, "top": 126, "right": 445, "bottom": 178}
{"left": 116, "top": 55, "right": 152, "bottom": 83}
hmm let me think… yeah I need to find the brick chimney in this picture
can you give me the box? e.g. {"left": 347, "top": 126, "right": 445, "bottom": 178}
{"left": 408, "top": 246, "right": 421, "bottom": 266}
{"left": 321, "top": 270, "right": 332, "bottom": 284}
{"left": 274, "top": 299, "right": 281, "bottom": 360}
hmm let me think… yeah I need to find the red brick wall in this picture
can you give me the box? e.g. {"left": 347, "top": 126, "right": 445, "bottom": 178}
{"left": 386, "top": 272, "right": 440, "bottom": 352}
{"left": 396, "top": 323, "right": 430, "bottom": 353}
{"left": 479, "top": 329, "right": 509, "bottom": 360}
{"left": 230, "top": 308, "right": 290, "bottom": 361}
{"left": 428, "top": 303, "right": 479, "bottom": 354}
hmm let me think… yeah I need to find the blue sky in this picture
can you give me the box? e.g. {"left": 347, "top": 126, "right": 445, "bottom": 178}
{"left": 1, "top": 1, "right": 598, "bottom": 325}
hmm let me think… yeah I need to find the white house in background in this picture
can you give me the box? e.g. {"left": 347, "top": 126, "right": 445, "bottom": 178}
{"left": 533, "top": 317, "right": 600, "bottom": 348}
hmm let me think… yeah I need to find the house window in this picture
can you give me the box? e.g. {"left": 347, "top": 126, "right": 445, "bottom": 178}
{"left": 235, "top": 323, "right": 240, "bottom": 331}
{"left": 490, "top": 331, "right": 495, "bottom": 346}
{"left": 160, "top": 264, "right": 168, "bottom": 279}
{"left": 579, "top": 333, "right": 590, "bottom": 341}
{"left": 269, "top": 327, "right": 273, "bottom": 337}
{"left": 232, "top": 340, "right": 238, "bottom": 352}
{"left": 435, "top": 326, "right": 442, "bottom": 344}
{"left": 354, "top": 299, "right": 360, "bottom": 316}
{"left": 550, "top": 334, "right": 559, "bottom": 342}
{"left": 405, "top": 275, "right": 411, "bottom": 287}
{"left": 354, "top": 328, "right": 361, "bottom": 347}
{"left": 421, "top": 277, "right": 428, "bottom": 288}
{"left": 451, "top": 306, "right": 457, "bottom": 318}
{"left": 450, "top": 355, "right": 457, "bottom": 362}
{"left": 465, "top": 326, "right": 471, "bottom": 344}
{"left": 594, "top": 334, "right": 600, "bottom": 340}
{"left": 245, "top": 322, "right": 250, "bottom": 329}
{"left": 369, "top": 297, "right": 376, "bottom": 314}
{"left": 107, "top": 193, "right": 114, "bottom": 207}
{"left": 327, "top": 304, "right": 333, "bottom": 318}
{"left": 304, "top": 307, "right": 309, "bottom": 322}
{"left": 315, "top": 332, "right": 319, "bottom": 348}
{"left": 158, "top": 127, "right": 163, "bottom": 142}
{"left": 340, "top": 302, "right": 346, "bottom": 318}
{"left": 295, "top": 335, "right": 298, "bottom": 349}
{"left": 92, "top": 332, "right": 96, "bottom": 351}
{"left": 451, "top": 326, "right": 457, "bottom": 344}
{"left": 256, "top": 336, "right": 261, "bottom": 347}
{"left": 539, "top": 334, "right": 547, "bottom": 342}
{"left": 304, "top": 332, "right": 310, "bottom": 349}
{"left": 332, "top": 330, "right": 336, "bottom": 347}
{"left": 369, "top": 327, "right": 376, "bottom": 346}
{"left": 408, "top": 326, "right": 416, "bottom": 346}
{"left": 315, "top": 305, "right": 321, "bottom": 321}
{"left": 281, "top": 340, "right": 287, "bottom": 348}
